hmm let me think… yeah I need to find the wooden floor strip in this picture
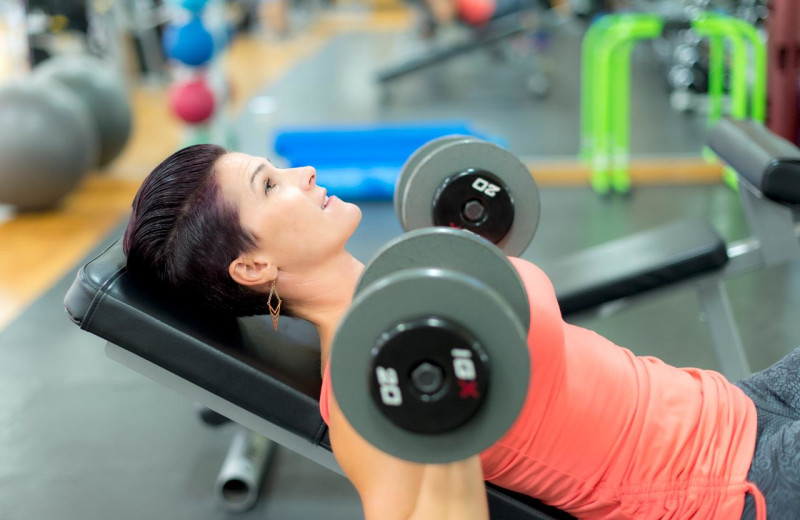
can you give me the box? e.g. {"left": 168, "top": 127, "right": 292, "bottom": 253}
{"left": 528, "top": 157, "right": 725, "bottom": 186}
{"left": 0, "top": 177, "right": 141, "bottom": 328}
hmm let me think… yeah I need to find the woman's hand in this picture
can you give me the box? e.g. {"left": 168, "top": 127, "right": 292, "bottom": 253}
{"left": 408, "top": 455, "right": 489, "bottom": 520}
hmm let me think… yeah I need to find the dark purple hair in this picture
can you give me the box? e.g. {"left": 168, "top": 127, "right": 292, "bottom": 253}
{"left": 123, "top": 144, "right": 272, "bottom": 317}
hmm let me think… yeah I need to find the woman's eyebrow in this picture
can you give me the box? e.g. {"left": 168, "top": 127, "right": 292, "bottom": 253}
{"left": 249, "top": 163, "right": 265, "bottom": 193}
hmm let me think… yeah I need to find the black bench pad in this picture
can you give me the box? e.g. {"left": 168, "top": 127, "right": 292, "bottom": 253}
{"left": 543, "top": 219, "right": 729, "bottom": 316}
{"left": 63, "top": 240, "right": 573, "bottom": 520}
{"left": 64, "top": 240, "right": 326, "bottom": 441}
{"left": 709, "top": 118, "right": 800, "bottom": 206}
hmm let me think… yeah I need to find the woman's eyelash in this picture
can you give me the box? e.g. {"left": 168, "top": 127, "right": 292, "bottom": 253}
{"left": 264, "top": 179, "right": 274, "bottom": 194}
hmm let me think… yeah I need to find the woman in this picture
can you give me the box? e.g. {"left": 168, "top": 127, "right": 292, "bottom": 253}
{"left": 124, "top": 145, "right": 799, "bottom": 520}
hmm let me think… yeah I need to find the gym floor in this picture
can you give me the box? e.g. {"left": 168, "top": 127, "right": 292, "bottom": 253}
{"left": 1, "top": 6, "right": 799, "bottom": 520}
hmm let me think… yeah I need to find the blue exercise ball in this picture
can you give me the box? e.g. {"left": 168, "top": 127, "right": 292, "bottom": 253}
{"left": 169, "top": 0, "right": 209, "bottom": 13}
{"left": 0, "top": 80, "right": 97, "bottom": 211}
{"left": 34, "top": 54, "right": 132, "bottom": 168}
{"left": 163, "top": 17, "right": 215, "bottom": 67}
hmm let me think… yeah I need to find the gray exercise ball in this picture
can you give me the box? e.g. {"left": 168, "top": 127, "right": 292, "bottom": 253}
{"left": 34, "top": 54, "right": 132, "bottom": 167}
{"left": 0, "top": 80, "right": 98, "bottom": 211}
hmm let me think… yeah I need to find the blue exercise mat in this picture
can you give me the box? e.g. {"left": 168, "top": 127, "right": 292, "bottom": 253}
{"left": 272, "top": 121, "right": 501, "bottom": 200}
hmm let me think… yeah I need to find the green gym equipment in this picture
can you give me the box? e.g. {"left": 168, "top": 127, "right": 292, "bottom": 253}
{"left": 581, "top": 13, "right": 766, "bottom": 194}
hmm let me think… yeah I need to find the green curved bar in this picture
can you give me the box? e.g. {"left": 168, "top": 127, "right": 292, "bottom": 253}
{"left": 693, "top": 16, "right": 750, "bottom": 190}
{"left": 728, "top": 17, "right": 767, "bottom": 123}
{"left": 724, "top": 17, "right": 766, "bottom": 189}
{"left": 610, "top": 41, "right": 636, "bottom": 193}
{"left": 580, "top": 15, "right": 620, "bottom": 161}
{"left": 700, "top": 13, "right": 767, "bottom": 122}
{"left": 592, "top": 15, "right": 663, "bottom": 194}
{"left": 707, "top": 34, "right": 725, "bottom": 126}
{"left": 700, "top": 17, "right": 765, "bottom": 164}
{"left": 693, "top": 17, "right": 749, "bottom": 120}
{"left": 701, "top": 33, "right": 725, "bottom": 163}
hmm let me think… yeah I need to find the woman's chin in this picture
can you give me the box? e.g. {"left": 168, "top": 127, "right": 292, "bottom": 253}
{"left": 341, "top": 199, "right": 362, "bottom": 220}
{"left": 349, "top": 209, "right": 363, "bottom": 232}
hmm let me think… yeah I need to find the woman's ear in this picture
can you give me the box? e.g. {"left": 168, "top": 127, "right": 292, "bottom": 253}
{"left": 229, "top": 254, "right": 278, "bottom": 287}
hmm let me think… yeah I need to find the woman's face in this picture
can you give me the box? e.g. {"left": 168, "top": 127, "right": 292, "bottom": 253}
{"left": 216, "top": 152, "right": 362, "bottom": 276}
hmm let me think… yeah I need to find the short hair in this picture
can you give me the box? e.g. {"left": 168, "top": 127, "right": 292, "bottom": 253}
{"left": 123, "top": 144, "right": 273, "bottom": 317}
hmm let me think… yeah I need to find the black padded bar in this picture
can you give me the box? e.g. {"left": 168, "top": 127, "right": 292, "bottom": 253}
{"left": 64, "top": 240, "right": 573, "bottom": 520}
{"left": 543, "top": 219, "right": 729, "bottom": 316}
{"left": 708, "top": 118, "right": 800, "bottom": 206}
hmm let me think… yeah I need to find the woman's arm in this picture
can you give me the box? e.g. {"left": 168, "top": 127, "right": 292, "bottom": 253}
{"left": 328, "top": 392, "right": 489, "bottom": 520}
{"left": 408, "top": 456, "right": 489, "bottom": 520}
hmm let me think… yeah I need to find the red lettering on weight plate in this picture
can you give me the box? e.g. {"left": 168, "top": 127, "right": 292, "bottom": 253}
{"left": 458, "top": 380, "right": 479, "bottom": 399}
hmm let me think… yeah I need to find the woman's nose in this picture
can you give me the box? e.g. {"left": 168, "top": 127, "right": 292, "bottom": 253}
{"left": 294, "top": 166, "right": 316, "bottom": 189}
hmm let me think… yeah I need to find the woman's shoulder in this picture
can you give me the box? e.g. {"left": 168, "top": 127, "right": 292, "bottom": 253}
{"left": 507, "top": 256, "right": 543, "bottom": 277}
{"left": 507, "top": 257, "right": 557, "bottom": 296}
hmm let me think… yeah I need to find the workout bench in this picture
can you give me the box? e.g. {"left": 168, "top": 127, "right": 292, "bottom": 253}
{"left": 64, "top": 119, "right": 799, "bottom": 517}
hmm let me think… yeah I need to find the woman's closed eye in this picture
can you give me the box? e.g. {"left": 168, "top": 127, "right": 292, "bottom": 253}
{"left": 264, "top": 178, "right": 275, "bottom": 194}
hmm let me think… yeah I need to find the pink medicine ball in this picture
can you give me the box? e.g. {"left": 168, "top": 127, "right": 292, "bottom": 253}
{"left": 455, "top": 0, "right": 496, "bottom": 25}
{"left": 169, "top": 79, "right": 216, "bottom": 124}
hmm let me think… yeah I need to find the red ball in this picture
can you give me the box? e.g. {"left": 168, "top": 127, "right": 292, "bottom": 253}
{"left": 455, "top": 0, "right": 496, "bottom": 25}
{"left": 169, "top": 78, "right": 216, "bottom": 124}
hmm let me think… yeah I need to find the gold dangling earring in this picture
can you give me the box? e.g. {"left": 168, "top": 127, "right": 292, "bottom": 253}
{"left": 268, "top": 281, "right": 282, "bottom": 332}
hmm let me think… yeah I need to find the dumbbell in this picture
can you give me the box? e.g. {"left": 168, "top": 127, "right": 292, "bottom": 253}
{"left": 394, "top": 136, "right": 541, "bottom": 256}
{"left": 330, "top": 227, "right": 531, "bottom": 463}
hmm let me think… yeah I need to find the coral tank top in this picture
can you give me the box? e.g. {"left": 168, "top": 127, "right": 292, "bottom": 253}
{"left": 319, "top": 257, "right": 765, "bottom": 519}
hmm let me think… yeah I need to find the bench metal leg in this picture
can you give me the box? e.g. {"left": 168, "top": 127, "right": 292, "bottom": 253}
{"left": 739, "top": 184, "right": 800, "bottom": 266}
{"left": 215, "top": 428, "right": 276, "bottom": 512}
{"left": 696, "top": 277, "right": 752, "bottom": 381}
{"left": 105, "top": 343, "right": 343, "bottom": 476}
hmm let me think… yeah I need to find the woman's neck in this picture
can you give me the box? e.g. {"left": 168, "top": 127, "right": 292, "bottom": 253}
{"left": 277, "top": 252, "right": 364, "bottom": 372}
